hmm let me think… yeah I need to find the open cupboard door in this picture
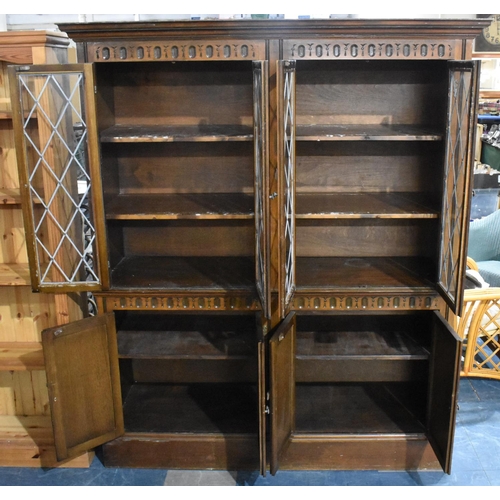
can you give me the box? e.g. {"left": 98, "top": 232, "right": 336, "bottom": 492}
{"left": 427, "top": 311, "right": 462, "bottom": 474}
{"left": 269, "top": 312, "right": 296, "bottom": 475}
{"left": 43, "top": 313, "right": 124, "bottom": 462}
{"left": 437, "top": 61, "right": 479, "bottom": 315}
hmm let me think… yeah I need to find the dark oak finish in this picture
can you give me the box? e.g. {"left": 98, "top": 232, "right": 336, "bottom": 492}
{"left": 296, "top": 326, "right": 429, "bottom": 383}
{"left": 296, "top": 141, "right": 444, "bottom": 195}
{"left": 279, "top": 435, "right": 440, "bottom": 471}
{"left": 295, "top": 256, "right": 436, "bottom": 291}
{"left": 42, "top": 314, "right": 124, "bottom": 461}
{"left": 100, "top": 124, "right": 254, "bottom": 143}
{"left": 296, "top": 124, "right": 443, "bottom": 141}
{"left": 296, "top": 193, "right": 439, "bottom": 219}
{"left": 102, "top": 433, "right": 260, "bottom": 470}
{"left": 296, "top": 218, "right": 438, "bottom": 259}
{"left": 118, "top": 330, "right": 255, "bottom": 359}
{"left": 11, "top": 19, "right": 484, "bottom": 474}
{"left": 101, "top": 142, "right": 254, "bottom": 195}
{"left": 295, "top": 384, "right": 425, "bottom": 434}
{"left": 269, "top": 312, "right": 295, "bottom": 475}
{"left": 105, "top": 193, "right": 255, "bottom": 220}
{"left": 426, "top": 312, "right": 462, "bottom": 473}
{"left": 122, "top": 384, "right": 257, "bottom": 434}
{"left": 110, "top": 256, "right": 256, "bottom": 290}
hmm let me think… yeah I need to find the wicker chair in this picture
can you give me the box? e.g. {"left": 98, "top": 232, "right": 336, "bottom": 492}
{"left": 468, "top": 209, "right": 500, "bottom": 287}
{"left": 456, "top": 257, "right": 500, "bottom": 380}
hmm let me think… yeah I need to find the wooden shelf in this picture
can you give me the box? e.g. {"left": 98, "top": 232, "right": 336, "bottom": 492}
{"left": 480, "top": 90, "right": 500, "bottom": 99}
{"left": 296, "top": 193, "right": 439, "bottom": 219}
{"left": 296, "top": 257, "right": 435, "bottom": 291}
{"left": 0, "top": 342, "right": 44, "bottom": 371}
{"left": 123, "top": 383, "right": 258, "bottom": 434}
{"left": 0, "top": 415, "right": 93, "bottom": 468}
{"left": 0, "top": 263, "right": 30, "bottom": 286}
{"left": 117, "top": 316, "right": 255, "bottom": 359}
{"left": 296, "top": 124, "right": 443, "bottom": 141}
{"left": 296, "top": 327, "right": 429, "bottom": 383}
{"left": 106, "top": 193, "right": 254, "bottom": 220}
{"left": 100, "top": 124, "right": 254, "bottom": 143}
{"left": 0, "top": 188, "right": 22, "bottom": 205}
{"left": 111, "top": 256, "right": 255, "bottom": 291}
{"left": 296, "top": 330, "right": 428, "bottom": 360}
{"left": 295, "top": 383, "right": 425, "bottom": 434}
{"left": 0, "top": 111, "right": 12, "bottom": 120}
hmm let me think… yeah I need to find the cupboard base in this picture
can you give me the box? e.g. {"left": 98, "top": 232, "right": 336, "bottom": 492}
{"left": 101, "top": 432, "right": 260, "bottom": 470}
{"left": 278, "top": 434, "right": 441, "bottom": 471}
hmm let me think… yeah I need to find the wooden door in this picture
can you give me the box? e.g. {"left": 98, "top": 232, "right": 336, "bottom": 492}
{"left": 43, "top": 313, "right": 123, "bottom": 461}
{"left": 9, "top": 64, "right": 108, "bottom": 292}
{"left": 253, "top": 60, "right": 271, "bottom": 318}
{"left": 426, "top": 311, "right": 462, "bottom": 473}
{"left": 437, "top": 61, "right": 479, "bottom": 315}
{"left": 269, "top": 311, "right": 296, "bottom": 475}
{"left": 278, "top": 61, "right": 296, "bottom": 315}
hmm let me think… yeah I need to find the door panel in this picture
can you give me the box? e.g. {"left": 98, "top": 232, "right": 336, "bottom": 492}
{"left": 278, "top": 61, "right": 296, "bottom": 315}
{"left": 253, "top": 61, "right": 271, "bottom": 318}
{"left": 427, "top": 311, "right": 462, "bottom": 473}
{"left": 258, "top": 340, "right": 267, "bottom": 476}
{"left": 9, "top": 64, "right": 108, "bottom": 292}
{"left": 269, "top": 311, "right": 296, "bottom": 475}
{"left": 437, "top": 61, "right": 479, "bottom": 315}
{"left": 43, "top": 313, "right": 123, "bottom": 461}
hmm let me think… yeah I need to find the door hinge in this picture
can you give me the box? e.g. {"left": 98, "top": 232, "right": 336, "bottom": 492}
{"left": 264, "top": 406, "right": 270, "bottom": 414}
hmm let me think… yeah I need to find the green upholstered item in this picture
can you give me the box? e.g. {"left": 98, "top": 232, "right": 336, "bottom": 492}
{"left": 468, "top": 209, "right": 500, "bottom": 286}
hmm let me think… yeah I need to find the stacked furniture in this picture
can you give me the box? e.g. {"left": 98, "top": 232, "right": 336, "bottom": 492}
{"left": 0, "top": 31, "right": 91, "bottom": 467}
{"left": 8, "top": 19, "right": 487, "bottom": 474}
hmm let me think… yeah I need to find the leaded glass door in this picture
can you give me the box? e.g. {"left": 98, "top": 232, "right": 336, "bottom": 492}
{"left": 278, "top": 60, "right": 296, "bottom": 315}
{"left": 437, "top": 61, "right": 479, "bottom": 315}
{"left": 253, "top": 61, "right": 270, "bottom": 318}
{"left": 9, "top": 64, "right": 108, "bottom": 292}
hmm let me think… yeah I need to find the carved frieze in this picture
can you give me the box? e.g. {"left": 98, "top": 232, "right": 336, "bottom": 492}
{"left": 283, "top": 39, "right": 462, "bottom": 60}
{"left": 97, "top": 294, "right": 260, "bottom": 312}
{"left": 87, "top": 40, "right": 265, "bottom": 62}
{"left": 291, "top": 294, "right": 440, "bottom": 311}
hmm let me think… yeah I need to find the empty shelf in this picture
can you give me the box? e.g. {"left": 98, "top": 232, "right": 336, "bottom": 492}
{"left": 296, "top": 193, "right": 439, "bottom": 219}
{"left": 0, "top": 343, "right": 44, "bottom": 371}
{"left": 296, "top": 257, "right": 435, "bottom": 291}
{"left": 106, "top": 193, "right": 254, "bottom": 220}
{"left": 296, "top": 124, "right": 443, "bottom": 141}
{"left": 0, "top": 264, "right": 30, "bottom": 286}
{"left": 123, "top": 383, "right": 258, "bottom": 434}
{"left": 111, "top": 256, "right": 255, "bottom": 291}
{"left": 101, "top": 124, "right": 254, "bottom": 143}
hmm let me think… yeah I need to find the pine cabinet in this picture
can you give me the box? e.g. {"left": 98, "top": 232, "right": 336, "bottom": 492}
{"left": 0, "top": 31, "right": 92, "bottom": 468}
{"left": 9, "top": 19, "right": 487, "bottom": 474}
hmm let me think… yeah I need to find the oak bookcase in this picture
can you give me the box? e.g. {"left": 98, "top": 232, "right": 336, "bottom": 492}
{"left": 8, "top": 19, "right": 488, "bottom": 474}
